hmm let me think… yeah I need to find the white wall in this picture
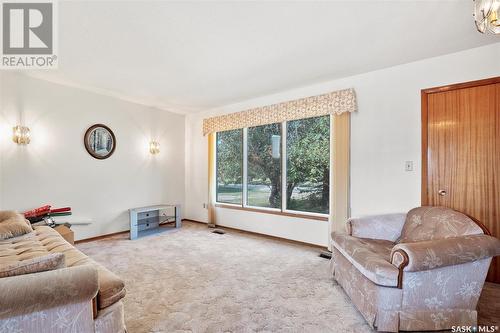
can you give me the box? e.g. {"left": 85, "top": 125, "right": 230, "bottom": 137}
{"left": 185, "top": 42, "right": 500, "bottom": 247}
{"left": 0, "top": 73, "right": 185, "bottom": 241}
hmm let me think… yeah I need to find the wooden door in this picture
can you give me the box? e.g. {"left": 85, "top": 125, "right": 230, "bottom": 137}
{"left": 422, "top": 77, "right": 500, "bottom": 283}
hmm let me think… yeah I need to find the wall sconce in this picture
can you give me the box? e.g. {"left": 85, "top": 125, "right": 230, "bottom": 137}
{"left": 12, "top": 125, "right": 31, "bottom": 145}
{"left": 149, "top": 141, "right": 160, "bottom": 154}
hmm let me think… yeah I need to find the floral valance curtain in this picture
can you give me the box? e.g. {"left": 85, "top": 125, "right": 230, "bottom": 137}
{"left": 202, "top": 88, "right": 357, "bottom": 135}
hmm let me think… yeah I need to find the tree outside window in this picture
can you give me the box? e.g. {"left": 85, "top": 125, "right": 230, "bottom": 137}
{"left": 247, "top": 123, "right": 281, "bottom": 208}
{"left": 286, "top": 116, "right": 330, "bottom": 214}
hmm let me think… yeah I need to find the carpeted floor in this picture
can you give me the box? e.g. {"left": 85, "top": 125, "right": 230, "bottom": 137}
{"left": 77, "top": 221, "right": 499, "bottom": 333}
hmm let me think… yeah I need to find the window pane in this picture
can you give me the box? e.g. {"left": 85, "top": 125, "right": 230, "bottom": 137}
{"left": 216, "top": 129, "right": 243, "bottom": 204}
{"left": 247, "top": 123, "right": 281, "bottom": 208}
{"left": 286, "top": 116, "right": 330, "bottom": 214}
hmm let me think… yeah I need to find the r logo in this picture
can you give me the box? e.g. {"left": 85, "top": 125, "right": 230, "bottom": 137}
{"left": 2, "top": 2, "right": 53, "bottom": 54}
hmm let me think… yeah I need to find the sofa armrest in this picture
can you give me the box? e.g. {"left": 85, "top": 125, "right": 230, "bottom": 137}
{"left": 0, "top": 265, "right": 99, "bottom": 319}
{"left": 391, "top": 234, "right": 500, "bottom": 272}
{"left": 346, "top": 213, "right": 406, "bottom": 242}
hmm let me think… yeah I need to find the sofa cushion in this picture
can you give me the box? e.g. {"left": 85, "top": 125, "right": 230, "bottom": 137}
{"left": 0, "top": 252, "right": 65, "bottom": 278}
{"left": 0, "top": 211, "right": 33, "bottom": 240}
{"left": 32, "top": 226, "right": 126, "bottom": 309}
{"left": 0, "top": 226, "right": 125, "bottom": 309}
{"left": 400, "top": 206, "right": 483, "bottom": 243}
{"left": 331, "top": 232, "right": 399, "bottom": 287}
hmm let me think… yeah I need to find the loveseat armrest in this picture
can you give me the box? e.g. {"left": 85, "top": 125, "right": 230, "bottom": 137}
{"left": 0, "top": 265, "right": 99, "bottom": 319}
{"left": 391, "top": 234, "right": 500, "bottom": 272}
{"left": 346, "top": 213, "right": 406, "bottom": 242}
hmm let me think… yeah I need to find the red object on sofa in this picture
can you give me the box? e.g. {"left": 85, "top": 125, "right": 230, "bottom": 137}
{"left": 50, "top": 207, "right": 72, "bottom": 214}
{"left": 23, "top": 205, "right": 51, "bottom": 218}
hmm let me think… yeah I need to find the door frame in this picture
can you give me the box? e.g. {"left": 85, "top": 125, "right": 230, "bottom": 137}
{"left": 420, "top": 76, "right": 500, "bottom": 206}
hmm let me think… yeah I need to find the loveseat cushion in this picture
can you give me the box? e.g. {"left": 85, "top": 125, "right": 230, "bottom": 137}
{"left": 331, "top": 232, "right": 399, "bottom": 287}
{"left": 0, "top": 211, "right": 33, "bottom": 240}
{"left": 400, "top": 206, "right": 483, "bottom": 243}
{"left": 0, "top": 226, "right": 125, "bottom": 309}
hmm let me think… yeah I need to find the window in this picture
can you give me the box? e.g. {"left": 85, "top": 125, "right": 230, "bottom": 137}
{"left": 215, "top": 115, "right": 330, "bottom": 216}
{"left": 247, "top": 123, "right": 281, "bottom": 209}
{"left": 216, "top": 129, "right": 243, "bottom": 204}
{"left": 286, "top": 116, "right": 330, "bottom": 214}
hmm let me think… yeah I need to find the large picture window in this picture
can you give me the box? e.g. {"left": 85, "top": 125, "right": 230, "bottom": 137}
{"left": 286, "top": 116, "right": 330, "bottom": 214}
{"left": 247, "top": 123, "right": 282, "bottom": 209}
{"left": 216, "top": 129, "right": 243, "bottom": 204}
{"left": 215, "top": 115, "right": 330, "bottom": 216}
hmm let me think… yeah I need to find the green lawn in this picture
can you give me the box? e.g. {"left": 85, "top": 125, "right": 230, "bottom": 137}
{"left": 217, "top": 184, "right": 327, "bottom": 214}
{"left": 247, "top": 186, "right": 274, "bottom": 207}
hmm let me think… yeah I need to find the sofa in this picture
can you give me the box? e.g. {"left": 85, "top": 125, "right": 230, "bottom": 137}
{"left": 331, "top": 206, "right": 500, "bottom": 332}
{"left": 0, "top": 211, "right": 126, "bottom": 333}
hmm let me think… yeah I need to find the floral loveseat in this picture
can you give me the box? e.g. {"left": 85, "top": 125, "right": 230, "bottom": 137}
{"left": 0, "top": 211, "right": 126, "bottom": 333}
{"left": 331, "top": 206, "right": 500, "bottom": 332}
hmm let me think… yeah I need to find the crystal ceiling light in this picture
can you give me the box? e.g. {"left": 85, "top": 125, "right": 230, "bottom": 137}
{"left": 474, "top": 0, "right": 500, "bottom": 34}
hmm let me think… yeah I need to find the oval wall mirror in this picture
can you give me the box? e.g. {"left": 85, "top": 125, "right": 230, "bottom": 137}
{"left": 84, "top": 124, "right": 116, "bottom": 159}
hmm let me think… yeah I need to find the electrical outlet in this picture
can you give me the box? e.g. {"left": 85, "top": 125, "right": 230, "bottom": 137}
{"left": 405, "top": 161, "right": 413, "bottom": 172}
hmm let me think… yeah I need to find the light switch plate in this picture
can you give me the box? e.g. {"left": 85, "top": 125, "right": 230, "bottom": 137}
{"left": 405, "top": 161, "right": 413, "bottom": 172}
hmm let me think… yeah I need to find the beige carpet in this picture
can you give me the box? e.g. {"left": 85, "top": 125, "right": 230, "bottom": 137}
{"left": 77, "top": 221, "right": 499, "bottom": 333}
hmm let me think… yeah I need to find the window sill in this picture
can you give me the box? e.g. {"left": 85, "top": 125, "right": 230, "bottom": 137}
{"left": 214, "top": 203, "right": 329, "bottom": 222}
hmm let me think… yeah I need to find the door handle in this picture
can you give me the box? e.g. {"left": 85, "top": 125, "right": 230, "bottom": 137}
{"left": 438, "top": 189, "right": 447, "bottom": 196}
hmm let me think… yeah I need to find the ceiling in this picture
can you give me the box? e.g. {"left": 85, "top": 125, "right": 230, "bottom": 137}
{"left": 26, "top": 1, "right": 499, "bottom": 114}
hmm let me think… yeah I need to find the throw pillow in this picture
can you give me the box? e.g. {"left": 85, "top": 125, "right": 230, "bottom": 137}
{"left": 0, "top": 253, "right": 66, "bottom": 278}
{"left": 0, "top": 211, "right": 33, "bottom": 240}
